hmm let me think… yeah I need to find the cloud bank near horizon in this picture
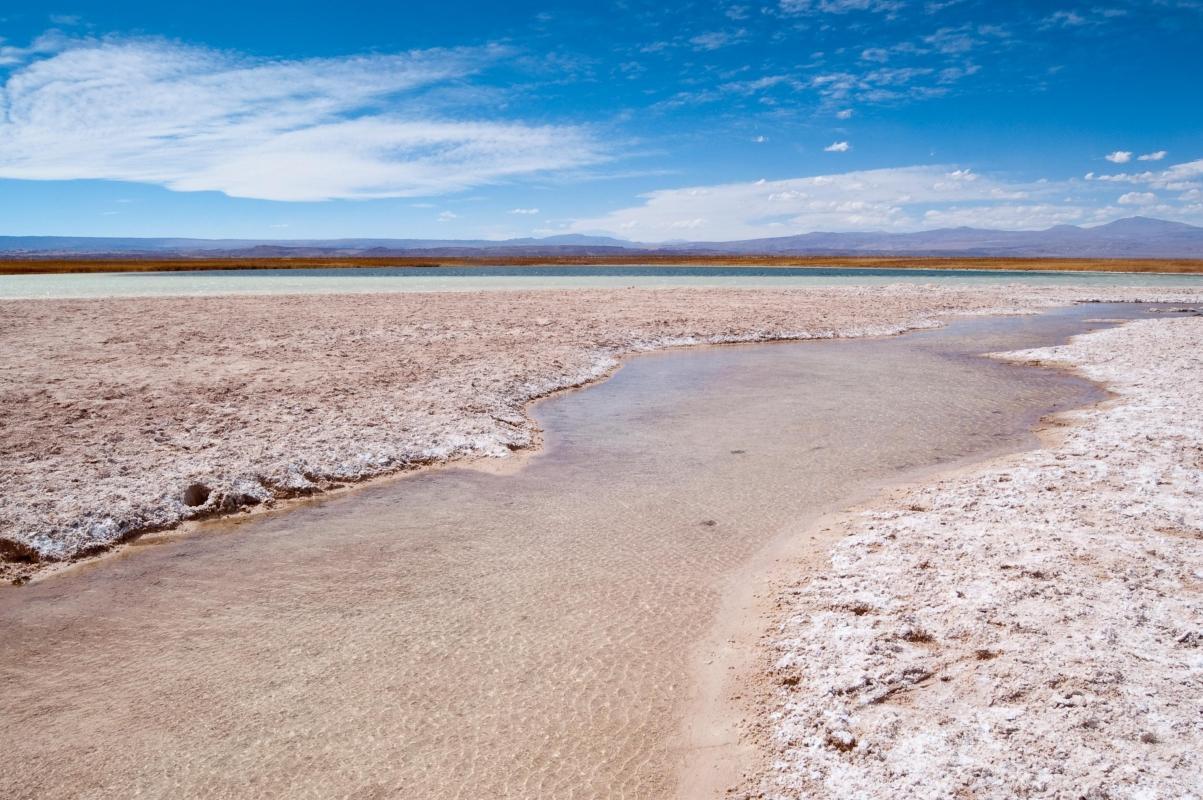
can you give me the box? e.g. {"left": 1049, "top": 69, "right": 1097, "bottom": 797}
{"left": 568, "top": 160, "right": 1203, "bottom": 241}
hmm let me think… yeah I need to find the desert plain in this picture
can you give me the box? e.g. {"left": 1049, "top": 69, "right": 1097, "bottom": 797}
{"left": 1, "top": 283, "right": 1201, "bottom": 798}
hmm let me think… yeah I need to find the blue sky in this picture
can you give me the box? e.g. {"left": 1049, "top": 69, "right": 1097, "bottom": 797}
{"left": 1, "top": 0, "right": 1201, "bottom": 240}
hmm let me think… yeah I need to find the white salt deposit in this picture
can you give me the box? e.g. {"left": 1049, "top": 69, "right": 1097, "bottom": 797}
{"left": 752, "top": 317, "right": 1203, "bottom": 799}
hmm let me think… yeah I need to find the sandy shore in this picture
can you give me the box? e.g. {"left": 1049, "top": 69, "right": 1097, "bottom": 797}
{"left": 748, "top": 316, "right": 1203, "bottom": 798}
{"left": 3, "top": 284, "right": 1203, "bottom": 575}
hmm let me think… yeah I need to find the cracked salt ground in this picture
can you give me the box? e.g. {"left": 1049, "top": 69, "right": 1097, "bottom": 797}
{"left": 0, "top": 303, "right": 1162, "bottom": 799}
{"left": 748, "top": 316, "right": 1203, "bottom": 800}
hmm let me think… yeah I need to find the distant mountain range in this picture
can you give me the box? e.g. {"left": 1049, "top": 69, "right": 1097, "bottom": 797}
{"left": 2, "top": 217, "right": 1201, "bottom": 259}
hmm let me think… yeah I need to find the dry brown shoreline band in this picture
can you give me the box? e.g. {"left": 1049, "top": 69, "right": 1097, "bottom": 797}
{"left": 3, "top": 255, "right": 1203, "bottom": 275}
{"left": 0, "top": 304, "right": 1161, "bottom": 799}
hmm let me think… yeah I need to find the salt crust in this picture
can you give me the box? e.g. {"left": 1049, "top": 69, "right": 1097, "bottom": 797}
{"left": 754, "top": 317, "right": 1202, "bottom": 799}
{"left": 1, "top": 285, "right": 1199, "bottom": 567}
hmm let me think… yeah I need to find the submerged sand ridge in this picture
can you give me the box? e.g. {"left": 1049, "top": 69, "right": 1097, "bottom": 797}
{"left": 2, "top": 284, "right": 1203, "bottom": 571}
{"left": 0, "top": 305, "right": 1157, "bottom": 799}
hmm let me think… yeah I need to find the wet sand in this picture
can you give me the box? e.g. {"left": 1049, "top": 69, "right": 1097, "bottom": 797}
{"left": 0, "top": 304, "right": 1160, "bottom": 799}
{"left": 4, "top": 284, "right": 1203, "bottom": 571}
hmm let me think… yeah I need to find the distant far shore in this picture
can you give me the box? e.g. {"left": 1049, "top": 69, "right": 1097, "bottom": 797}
{"left": 4, "top": 255, "right": 1203, "bottom": 276}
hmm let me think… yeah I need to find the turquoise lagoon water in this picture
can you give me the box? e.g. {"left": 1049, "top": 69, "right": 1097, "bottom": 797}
{"left": 3, "top": 264, "right": 1203, "bottom": 299}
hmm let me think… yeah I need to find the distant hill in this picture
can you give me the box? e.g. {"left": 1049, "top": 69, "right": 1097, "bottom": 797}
{"left": 657, "top": 218, "right": 1203, "bottom": 258}
{"left": 2, "top": 217, "right": 1201, "bottom": 259}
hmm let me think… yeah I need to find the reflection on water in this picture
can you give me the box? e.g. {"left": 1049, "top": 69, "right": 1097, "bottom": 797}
{"left": 0, "top": 304, "right": 1161, "bottom": 799}
{"left": 3, "top": 264, "right": 1203, "bottom": 298}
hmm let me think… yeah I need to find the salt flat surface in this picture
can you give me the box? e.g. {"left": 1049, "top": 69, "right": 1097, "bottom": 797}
{"left": 2, "top": 284, "right": 1201, "bottom": 570}
{"left": 0, "top": 305, "right": 1118, "bottom": 799}
{"left": 752, "top": 316, "right": 1203, "bottom": 799}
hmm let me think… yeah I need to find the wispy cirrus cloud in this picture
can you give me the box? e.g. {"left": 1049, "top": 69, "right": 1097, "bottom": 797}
{"left": 0, "top": 30, "right": 70, "bottom": 66}
{"left": 810, "top": 66, "right": 945, "bottom": 103}
{"left": 1041, "top": 9, "right": 1090, "bottom": 28}
{"left": 779, "top": 0, "right": 905, "bottom": 14}
{"left": 1040, "top": 6, "right": 1128, "bottom": 29}
{"left": 689, "top": 30, "right": 746, "bottom": 51}
{"left": 644, "top": 8, "right": 1016, "bottom": 117}
{"left": 0, "top": 36, "right": 607, "bottom": 201}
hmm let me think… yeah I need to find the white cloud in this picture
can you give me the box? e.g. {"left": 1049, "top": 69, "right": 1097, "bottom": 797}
{"left": 835, "top": 108, "right": 854, "bottom": 119}
{"left": 825, "top": 141, "right": 852, "bottom": 152}
{"left": 1105, "top": 150, "right": 1133, "bottom": 164}
{"left": 723, "top": 74, "right": 796, "bottom": 93}
{"left": 437, "top": 210, "right": 459, "bottom": 221}
{"left": 810, "top": 66, "right": 947, "bottom": 104}
{"left": 923, "top": 26, "right": 979, "bottom": 54}
{"left": 568, "top": 165, "right": 1074, "bottom": 240}
{"left": 568, "top": 159, "right": 1203, "bottom": 241}
{"left": 1042, "top": 7, "right": 1127, "bottom": 29}
{"left": 509, "top": 207, "right": 540, "bottom": 215}
{"left": 941, "top": 167, "right": 978, "bottom": 183}
{"left": 0, "top": 30, "right": 69, "bottom": 66}
{"left": 1043, "top": 10, "right": 1087, "bottom": 27}
{"left": 780, "top": 0, "right": 904, "bottom": 14}
{"left": 1138, "top": 150, "right": 1167, "bottom": 161}
{"left": 921, "top": 204, "right": 1092, "bottom": 229}
{"left": 655, "top": 73, "right": 802, "bottom": 110}
{"left": 1118, "top": 191, "right": 1157, "bottom": 205}
{"left": 752, "top": 135, "right": 769, "bottom": 143}
{"left": 0, "top": 37, "right": 606, "bottom": 201}
{"left": 1084, "top": 158, "right": 1203, "bottom": 191}
{"left": 689, "top": 31, "right": 744, "bottom": 51}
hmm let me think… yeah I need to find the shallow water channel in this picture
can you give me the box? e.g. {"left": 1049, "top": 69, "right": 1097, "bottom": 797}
{"left": 0, "top": 303, "right": 1162, "bottom": 799}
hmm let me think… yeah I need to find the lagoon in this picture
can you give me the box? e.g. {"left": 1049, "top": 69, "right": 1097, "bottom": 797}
{"left": 4, "top": 264, "right": 1203, "bottom": 299}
